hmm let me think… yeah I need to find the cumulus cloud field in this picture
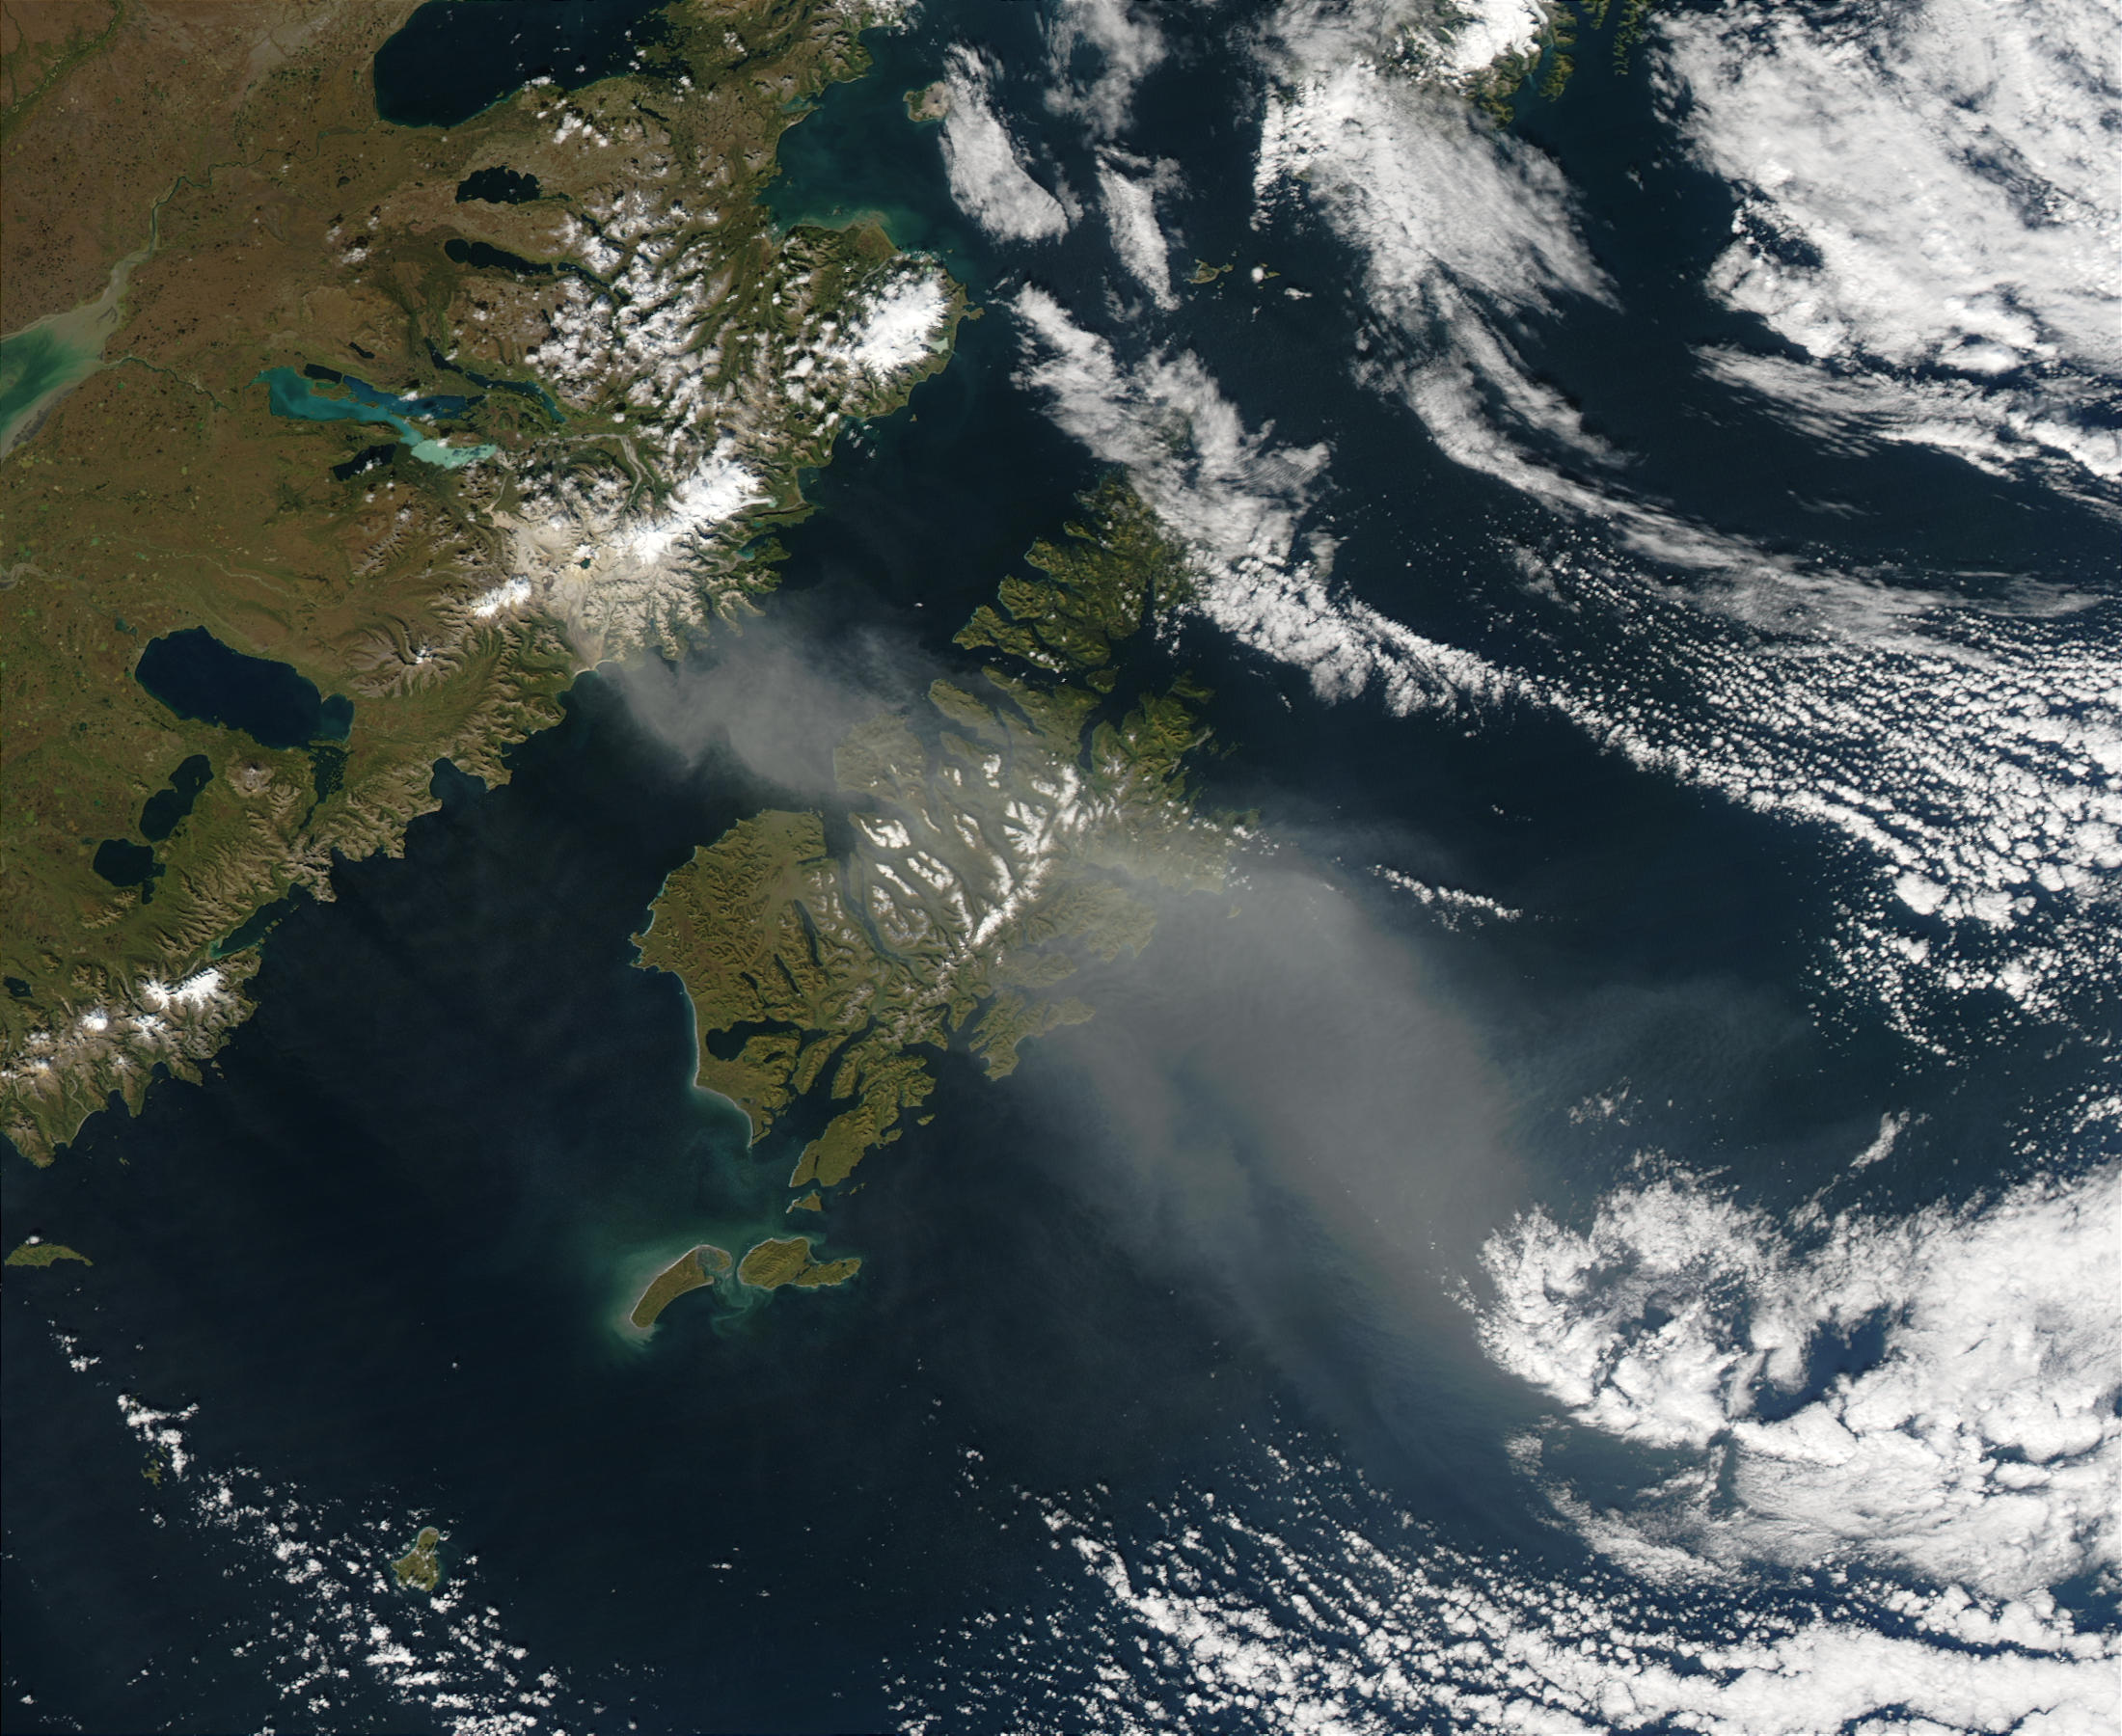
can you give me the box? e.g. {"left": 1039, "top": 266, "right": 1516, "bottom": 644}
{"left": 920, "top": 0, "right": 2122, "bottom": 1725}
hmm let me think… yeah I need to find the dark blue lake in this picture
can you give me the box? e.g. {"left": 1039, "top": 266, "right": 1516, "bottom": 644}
{"left": 456, "top": 165, "right": 543, "bottom": 204}
{"left": 137, "top": 754, "right": 213, "bottom": 843}
{"left": 135, "top": 627, "right": 353, "bottom": 750}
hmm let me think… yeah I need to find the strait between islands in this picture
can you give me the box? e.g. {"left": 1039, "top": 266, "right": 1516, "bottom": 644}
{"left": 631, "top": 484, "right": 1233, "bottom": 1254}
{"left": 625, "top": 1235, "right": 860, "bottom": 1329}
{"left": 3, "top": 4, "right": 1241, "bottom": 1313}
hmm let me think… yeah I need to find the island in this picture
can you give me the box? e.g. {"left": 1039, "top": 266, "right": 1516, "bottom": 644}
{"left": 736, "top": 1236, "right": 861, "bottom": 1290}
{"left": 635, "top": 484, "right": 1234, "bottom": 1219}
{"left": 390, "top": 1526, "right": 443, "bottom": 1593}
{"left": 905, "top": 81, "right": 950, "bottom": 122}
{"left": 628, "top": 1243, "right": 733, "bottom": 1329}
{"left": 5, "top": 1239, "right": 91, "bottom": 1267}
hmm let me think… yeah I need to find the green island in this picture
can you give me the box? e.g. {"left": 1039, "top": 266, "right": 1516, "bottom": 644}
{"left": 904, "top": 81, "right": 950, "bottom": 123}
{"left": 736, "top": 1235, "right": 860, "bottom": 1290}
{"left": 628, "top": 1242, "right": 733, "bottom": 1329}
{"left": 389, "top": 1525, "right": 443, "bottom": 1593}
{"left": 635, "top": 483, "right": 1234, "bottom": 1215}
{"left": 1, "top": 0, "right": 961, "bottom": 1163}
{"left": 5, "top": 1239, "right": 91, "bottom": 1267}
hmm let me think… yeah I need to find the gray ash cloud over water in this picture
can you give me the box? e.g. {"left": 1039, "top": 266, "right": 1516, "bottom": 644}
{"left": 825, "top": 0, "right": 2122, "bottom": 1722}
{"left": 6, "top": 0, "right": 2119, "bottom": 1729}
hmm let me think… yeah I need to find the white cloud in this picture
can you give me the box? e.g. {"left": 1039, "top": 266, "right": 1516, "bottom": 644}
{"left": 1248, "top": 38, "right": 1862, "bottom": 586}
{"left": 1096, "top": 153, "right": 1178, "bottom": 311}
{"left": 899, "top": 1423, "right": 2122, "bottom": 1735}
{"left": 1477, "top": 1160, "right": 2122, "bottom": 1597}
{"left": 1699, "top": 346, "right": 2122, "bottom": 502}
{"left": 1374, "top": 863, "right": 1523, "bottom": 927}
{"left": 982, "top": 0, "right": 2122, "bottom": 1046}
{"left": 1255, "top": 57, "right": 1610, "bottom": 318}
{"left": 104, "top": 1378, "right": 579, "bottom": 1733}
{"left": 1249, "top": 44, "right": 1769, "bottom": 571}
{"left": 1045, "top": 0, "right": 1168, "bottom": 139}
{"left": 1434, "top": 0, "right": 1548, "bottom": 77}
{"left": 1010, "top": 285, "right": 1323, "bottom": 583}
{"left": 1661, "top": 0, "right": 2122, "bottom": 496}
{"left": 939, "top": 46, "right": 1071, "bottom": 242}
{"left": 1011, "top": 285, "right": 1520, "bottom": 718}
{"left": 1232, "top": 0, "right": 2122, "bottom": 1039}
{"left": 1510, "top": 550, "right": 2122, "bottom": 1043}
{"left": 1009, "top": 279, "right": 2122, "bottom": 1046}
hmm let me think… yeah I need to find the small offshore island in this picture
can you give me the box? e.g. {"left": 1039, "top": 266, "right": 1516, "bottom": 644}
{"left": 628, "top": 1243, "right": 732, "bottom": 1329}
{"left": 389, "top": 1527, "right": 443, "bottom": 1594}
{"left": 7, "top": 0, "right": 1239, "bottom": 1323}
{"left": 5, "top": 1239, "right": 92, "bottom": 1267}
{"left": 737, "top": 1236, "right": 860, "bottom": 1290}
{"left": 626, "top": 1235, "right": 862, "bottom": 1328}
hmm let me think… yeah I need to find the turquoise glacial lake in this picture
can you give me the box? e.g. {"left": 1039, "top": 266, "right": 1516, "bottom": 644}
{"left": 255, "top": 366, "right": 499, "bottom": 469}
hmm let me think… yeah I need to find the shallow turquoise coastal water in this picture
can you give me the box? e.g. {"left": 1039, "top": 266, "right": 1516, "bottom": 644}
{"left": 0, "top": 327, "right": 100, "bottom": 454}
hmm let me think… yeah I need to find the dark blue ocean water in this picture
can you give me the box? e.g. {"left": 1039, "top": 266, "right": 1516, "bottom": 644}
{"left": 375, "top": 0, "right": 675, "bottom": 129}
{"left": 6, "top": 2, "right": 2115, "bottom": 1731}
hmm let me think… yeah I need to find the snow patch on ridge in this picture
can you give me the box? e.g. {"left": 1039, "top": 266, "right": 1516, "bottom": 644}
{"left": 468, "top": 577, "right": 533, "bottom": 620}
{"left": 1435, "top": 0, "right": 1549, "bottom": 77}
{"left": 623, "top": 444, "right": 766, "bottom": 569}
{"left": 838, "top": 271, "right": 953, "bottom": 377}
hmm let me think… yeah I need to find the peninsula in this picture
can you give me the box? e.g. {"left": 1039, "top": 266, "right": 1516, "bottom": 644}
{"left": 2, "top": 0, "right": 960, "bottom": 1162}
